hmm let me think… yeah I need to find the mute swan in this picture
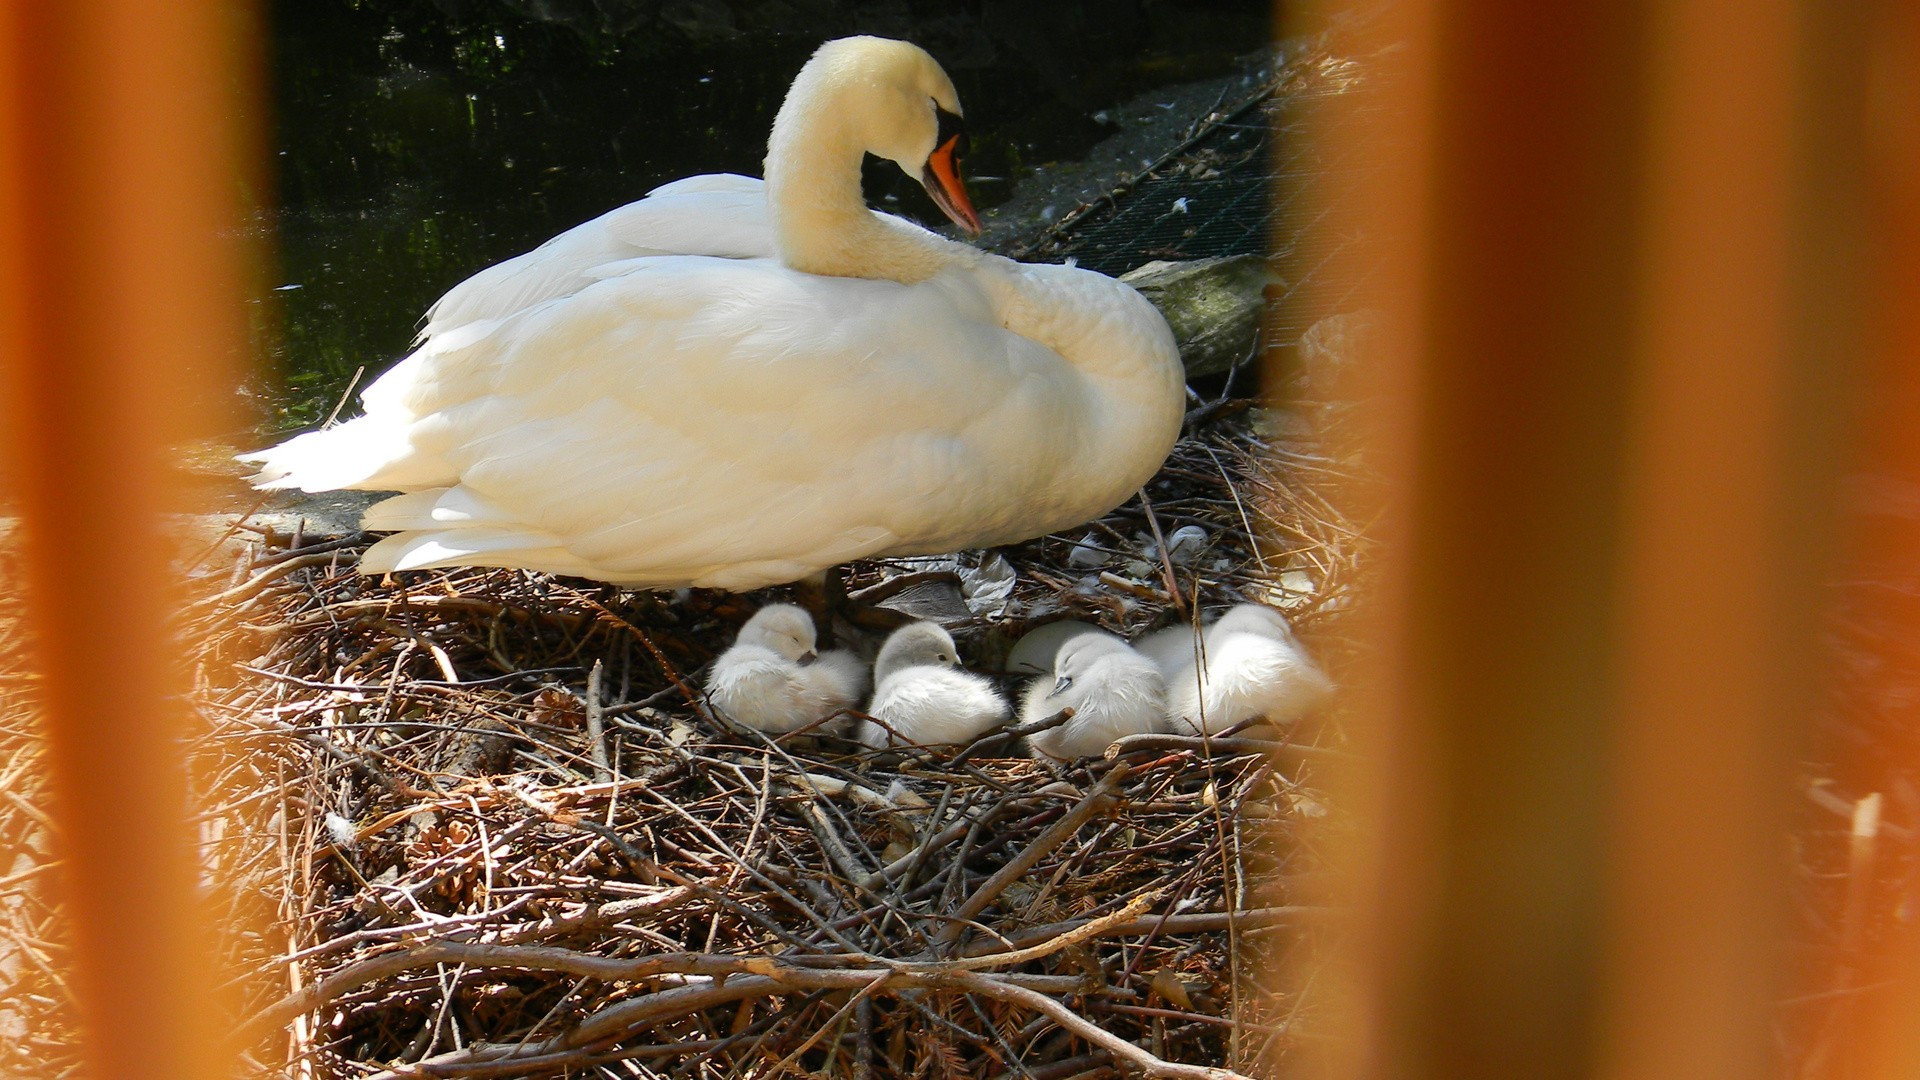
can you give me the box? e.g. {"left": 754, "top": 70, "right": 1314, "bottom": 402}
{"left": 856, "top": 622, "right": 1009, "bottom": 748}
{"left": 1147, "top": 604, "right": 1334, "bottom": 735}
{"left": 243, "top": 36, "right": 1184, "bottom": 590}
{"left": 1022, "top": 634, "right": 1166, "bottom": 761}
{"left": 705, "top": 604, "right": 866, "bottom": 733}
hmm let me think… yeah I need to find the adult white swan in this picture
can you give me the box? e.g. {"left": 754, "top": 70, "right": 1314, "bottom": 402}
{"left": 245, "top": 36, "right": 1184, "bottom": 590}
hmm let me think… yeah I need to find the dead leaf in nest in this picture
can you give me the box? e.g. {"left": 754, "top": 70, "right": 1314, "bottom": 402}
{"left": 1151, "top": 967, "right": 1194, "bottom": 1010}
{"left": 730, "top": 997, "right": 753, "bottom": 1036}
{"left": 1059, "top": 943, "right": 1106, "bottom": 986}
{"left": 532, "top": 689, "right": 584, "bottom": 730}
{"left": 882, "top": 840, "right": 913, "bottom": 864}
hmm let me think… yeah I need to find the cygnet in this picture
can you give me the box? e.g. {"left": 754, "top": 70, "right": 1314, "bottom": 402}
{"left": 1158, "top": 604, "right": 1333, "bottom": 735}
{"left": 705, "top": 604, "right": 867, "bottom": 733}
{"left": 1133, "top": 620, "right": 1205, "bottom": 676}
{"left": 1022, "top": 634, "right": 1167, "bottom": 761}
{"left": 856, "top": 622, "right": 1009, "bottom": 748}
{"left": 1003, "top": 619, "right": 1117, "bottom": 676}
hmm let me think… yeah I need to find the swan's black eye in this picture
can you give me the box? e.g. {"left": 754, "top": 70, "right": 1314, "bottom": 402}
{"left": 935, "top": 105, "right": 969, "bottom": 160}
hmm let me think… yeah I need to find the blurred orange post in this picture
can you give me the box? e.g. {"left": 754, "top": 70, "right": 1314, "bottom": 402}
{"left": 1298, "top": 0, "right": 1895, "bottom": 1077}
{"left": 0, "top": 2, "right": 249, "bottom": 1078}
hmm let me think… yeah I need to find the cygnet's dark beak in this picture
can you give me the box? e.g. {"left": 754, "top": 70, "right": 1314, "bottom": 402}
{"left": 1049, "top": 675, "right": 1072, "bottom": 697}
{"left": 922, "top": 108, "right": 981, "bottom": 235}
{"left": 798, "top": 651, "right": 818, "bottom": 666}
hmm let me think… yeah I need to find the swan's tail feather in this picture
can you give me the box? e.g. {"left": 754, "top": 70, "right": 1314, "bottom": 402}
{"left": 361, "top": 487, "right": 521, "bottom": 531}
{"left": 359, "top": 489, "right": 448, "bottom": 531}
{"left": 239, "top": 415, "right": 450, "bottom": 493}
{"left": 361, "top": 528, "right": 598, "bottom": 577}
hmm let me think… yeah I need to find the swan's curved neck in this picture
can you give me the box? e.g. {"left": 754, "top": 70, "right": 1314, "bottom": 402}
{"left": 764, "top": 79, "right": 969, "bottom": 284}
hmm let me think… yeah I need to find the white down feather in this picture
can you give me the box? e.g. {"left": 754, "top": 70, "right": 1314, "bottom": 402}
{"left": 1022, "top": 634, "right": 1166, "bottom": 761}
{"left": 857, "top": 622, "right": 1008, "bottom": 748}
{"left": 1148, "top": 605, "right": 1334, "bottom": 735}
{"left": 705, "top": 604, "right": 866, "bottom": 734}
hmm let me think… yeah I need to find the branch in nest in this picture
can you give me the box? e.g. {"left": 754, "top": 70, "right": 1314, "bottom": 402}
{"left": 312, "top": 940, "right": 1254, "bottom": 1080}
{"left": 186, "top": 549, "right": 357, "bottom": 614}
{"left": 936, "top": 761, "right": 1131, "bottom": 943}
{"left": 1107, "top": 732, "right": 1352, "bottom": 760}
{"left": 960, "top": 904, "right": 1335, "bottom": 957}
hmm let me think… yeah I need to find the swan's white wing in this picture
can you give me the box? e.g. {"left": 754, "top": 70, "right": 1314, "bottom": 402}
{"left": 247, "top": 250, "right": 1183, "bottom": 589}
{"left": 417, "top": 174, "right": 772, "bottom": 341}
{"left": 353, "top": 255, "right": 1108, "bottom": 588}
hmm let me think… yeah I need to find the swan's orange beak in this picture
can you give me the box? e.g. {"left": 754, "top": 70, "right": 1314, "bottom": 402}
{"left": 922, "top": 134, "right": 982, "bottom": 236}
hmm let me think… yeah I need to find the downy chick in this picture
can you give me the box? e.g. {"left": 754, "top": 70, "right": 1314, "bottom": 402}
{"left": 705, "top": 604, "right": 867, "bottom": 733}
{"left": 1159, "top": 604, "right": 1333, "bottom": 735}
{"left": 1022, "top": 634, "right": 1166, "bottom": 761}
{"left": 857, "top": 622, "right": 1009, "bottom": 748}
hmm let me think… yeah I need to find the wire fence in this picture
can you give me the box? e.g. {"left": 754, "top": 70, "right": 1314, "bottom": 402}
{"left": 1015, "top": 43, "right": 1388, "bottom": 352}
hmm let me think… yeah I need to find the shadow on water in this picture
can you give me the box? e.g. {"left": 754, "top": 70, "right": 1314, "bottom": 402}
{"left": 255, "top": 0, "right": 1271, "bottom": 432}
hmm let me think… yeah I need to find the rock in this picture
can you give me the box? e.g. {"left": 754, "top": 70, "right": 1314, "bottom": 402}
{"left": 1120, "top": 255, "right": 1276, "bottom": 379}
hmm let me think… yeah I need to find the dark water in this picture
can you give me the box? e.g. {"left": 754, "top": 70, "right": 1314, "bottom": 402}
{"left": 254, "top": 0, "right": 1272, "bottom": 431}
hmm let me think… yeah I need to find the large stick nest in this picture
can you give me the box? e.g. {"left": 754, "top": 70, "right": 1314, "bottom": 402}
{"left": 151, "top": 412, "right": 1366, "bottom": 1080}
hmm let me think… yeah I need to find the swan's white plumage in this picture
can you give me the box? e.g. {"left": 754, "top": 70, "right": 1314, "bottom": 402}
{"left": 1022, "top": 634, "right": 1166, "bottom": 761}
{"left": 1154, "top": 605, "right": 1334, "bottom": 735}
{"left": 856, "top": 622, "right": 1009, "bottom": 748}
{"left": 243, "top": 38, "right": 1182, "bottom": 590}
{"left": 705, "top": 604, "right": 867, "bottom": 733}
{"left": 418, "top": 174, "right": 774, "bottom": 342}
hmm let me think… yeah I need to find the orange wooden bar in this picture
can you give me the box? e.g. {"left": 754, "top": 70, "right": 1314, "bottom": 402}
{"left": 1293, "top": 0, "right": 1903, "bottom": 1077}
{"left": 0, "top": 2, "right": 248, "bottom": 1077}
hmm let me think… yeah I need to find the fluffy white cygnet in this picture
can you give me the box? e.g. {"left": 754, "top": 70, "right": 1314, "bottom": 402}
{"left": 1022, "top": 634, "right": 1166, "bottom": 761}
{"left": 1133, "top": 620, "right": 1204, "bottom": 676}
{"left": 1156, "top": 604, "right": 1334, "bottom": 735}
{"left": 857, "top": 622, "right": 1009, "bottom": 748}
{"left": 1002, "top": 619, "right": 1117, "bottom": 676}
{"left": 705, "top": 604, "right": 867, "bottom": 733}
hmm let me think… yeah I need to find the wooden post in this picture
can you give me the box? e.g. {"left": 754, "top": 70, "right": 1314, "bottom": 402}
{"left": 1294, "top": 0, "right": 1883, "bottom": 1077}
{"left": 0, "top": 2, "right": 251, "bottom": 1077}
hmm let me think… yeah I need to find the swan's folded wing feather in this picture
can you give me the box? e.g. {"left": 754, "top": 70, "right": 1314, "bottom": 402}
{"left": 418, "top": 174, "right": 772, "bottom": 341}
{"left": 384, "top": 257, "right": 1084, "bottom": 587}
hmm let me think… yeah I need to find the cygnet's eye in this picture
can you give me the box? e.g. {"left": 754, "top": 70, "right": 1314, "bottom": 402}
{"left": 1049, "top": 675, "right": 1072, "bottom": 697}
